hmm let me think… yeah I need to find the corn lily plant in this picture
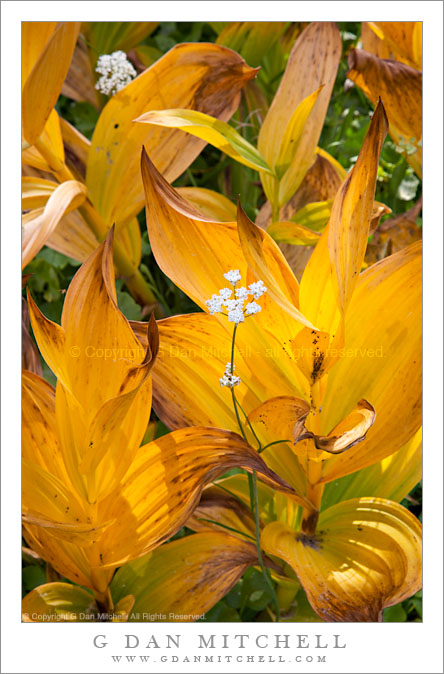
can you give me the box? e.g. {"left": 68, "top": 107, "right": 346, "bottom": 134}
{"left": 22, "top": 21, "right": 258, "bottom": 309}
{"left": 22, "top": 229, "right": 301, "bottom": 622}
{"left": 138, "top": 100, "right": 422, "bottom": 621}
{"left": 134, "top": 22, "right": 345, "bottom": 232}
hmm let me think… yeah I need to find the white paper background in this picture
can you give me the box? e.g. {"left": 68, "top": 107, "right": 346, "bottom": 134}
{"left": 2, "top": 2, "right": 442, "bottom": 672}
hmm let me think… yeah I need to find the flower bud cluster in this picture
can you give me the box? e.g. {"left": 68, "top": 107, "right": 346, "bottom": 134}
{"left": 219, "top": 363, "right": 241, "bottom": 388}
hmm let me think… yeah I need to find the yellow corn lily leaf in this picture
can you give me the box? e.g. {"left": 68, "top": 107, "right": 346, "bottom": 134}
{"left": 322, "top": 428, "right": 422, "bottom": 509}
{"left": 22, "top": 507, "right": 111, "bottom": 546}
{"left": 22, "top": 582, "right": 98, "bottom": 622}
{"left": 368, "top": 22, "right": 422, "bottom": 69}
{"left": 46, "top": 208, "right": 99, "bottom": 263}
{"left": 22, "top": 180, "right": 88, "bottom": 268}
{"left": 141, "top": 152, "right": 312, "bottom": 386}
{"left": 59, "top": 117, "right": 91, "bottom": 178}
{"left": 361, "top": 22, "right": 393, "bottom": 60}
{"left": 22, "top": 22, "right": 57, "bottom": 85}
{"left": 187, "top": 485, "right": 256, "bottom": 540}
{"left": 22, "top": 459, "right": 90, "bottom": 535}
{"left": 237, "top": 204, "right": 315, "bottom": 329}
{"left": 273, "top": 86, "right": 325, "bottom": 204}
{"left": 27, "top": 290, "right": 70, "bottom": 390}
{"left": 94, "top": 426, "right": 305, "bottom": 568}
{"left": 22, "top": 108, "right": 65, "bottom": 173}
{"left": 23, "top": 522, "right": 103, "bottom": 590}
{"left": 262, "top": 497, "right": 422, "bottom": 622}
{"left": 176, "top": 186, "right": 237, "bottom": 222}
{"left": 215, "top": 474, "right": 282, "bottom": 528}
{"left": 141, "top": 148, "right": 244, "bottom": 308}
{"left": 135, "top": 109, "right": 271, "bottom": 173}
{"left": 111, "top": 532, "right": 258, "bottom": 621}
{"left": 249, "top": 395, "right": 310, "bottom": 443}
{"left": 294, "top": 399, "right": 376, "bottom": 454}
{"left": 22, "top": 302, "right": 42, "bottom": 376}
{"left": 59, "top": 230, "right": 153, "bottom": 408}
{"left": 132, "top": 313, "right": 260, "bottom": 433}
{"left": 328, "top": 99, "right": 388, "bottom": 317}
{"left": 215, "top": 21, "right": 288, "bottom": 67}
{"left": 267, "top": 220, "right": 321, "bottom": 245}
{"left": 132, "top": 313, "right": 308, "bottom": 498}
{"left": 22, "top": 22, "right": 80, "bottom": 145}
{"left": 82, "top": 21, "right": 159, "bottom": 55}
{"left": 347, "top": 49, "right": 422, "bottom": 176}
{"left": 22, "top": 176, "right": 58, "bottom": 209}
{"left": 87, "top": 43, "right": 257, "bottom": 227}
{"left": 22, "top": 370, "right": 66, "bottom": 480}
{"left": 258, "top": 22, "right": 341, "bottom": 207}
{"left": 320, "top": 241, "right": 422, "bottom": 483}
{"left": 61, "top": 38, "right": 99, "bottom": 108}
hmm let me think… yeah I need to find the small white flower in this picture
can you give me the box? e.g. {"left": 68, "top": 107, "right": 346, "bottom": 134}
{"left": 205, "top": 294, "right": 223, "bottom": 315}
{"left": 248, "top": 280, "right": 267, "bottom": 299}
{"left": 228, "top": 308, "right": 245, "bottom": 324}
{"left": 224, "top": 269, "right": 242, "bottom": 285}
{"left": 219, "top": 363, "right": 241, "bottom": 387}
{"left": 219, "top": 288, "right": 232, "bottom": 301}
{"left": 95, "top": 51, "right": 137, "bottom": 96}
{"left": 245, "top": 301, "right": 262, "bottom": 316}
{"left": 235, "top": 286, "right": 249, "bottom": 300}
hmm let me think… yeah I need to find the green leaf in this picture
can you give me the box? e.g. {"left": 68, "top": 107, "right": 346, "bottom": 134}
{"left": 134, "top": 109, "right": 273, "bottom": 174}
{"left": 117, "top": 289, "right": 142, "bottom": 320}
{"left": 383, "top": 604, "right": 407, "bottom": 622}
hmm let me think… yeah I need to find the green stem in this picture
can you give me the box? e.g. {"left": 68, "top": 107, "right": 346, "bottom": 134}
{"left": 251, "top": 469, "right": 280, "bottom": 622}
{"left": 259, "top": 439, "right": 291, "bottom": 454}
{"left": 229, "top": 322, "right": 280, "bottom": 622}
{"left": 198, "top": 519, "right": 256, "bottom": 542}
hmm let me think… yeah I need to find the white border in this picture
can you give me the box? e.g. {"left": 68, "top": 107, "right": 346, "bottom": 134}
{"left": 2, "top": 2, "right": 443, "bottom": 673}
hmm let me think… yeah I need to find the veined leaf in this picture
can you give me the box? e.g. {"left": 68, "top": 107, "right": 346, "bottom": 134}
{"left": 368, "top": 22, "right": 422, "bottom": 69}
{"left": 267, "top": 220, "right": 321, "bottom": 245}
{"left": 273, "top": 86, "right": 324, "bottom": 199}
{"left": 320, "top": 241, "right": 422, "bottom": 482}
{"left": 22, "top": 109, "right": 65, "bottom": 173}
{"left": 290, "top": 199, "right": 334, "bottom": 232}
{"left": 22, "top": 180, "right": 88, "bottom": 268}
{"left": 22, "top": 22, "right": 81, "bottom": 145}
{"left": 111, "top": 533, "right": 258, "bottom": 621}
{"left": 215, "top": 21, "right": 288, "bottom": 67}
{"left": 134, "top": 109, "right": 272, "bottom": 173}
{"left": 262, "top": 497, "right": 422, "bottom": 622}
{"left": 328, "top": 100, "right": 388, "bottom": 316}
{"left": 22, "top": 583, "right": 97, "bottom": 622}
{"left": 347, "top": 48, "right": 422, "bottom": 176}
{"left": 87, "top": 43, "right": 257, "bottom": 227}
{"left": 82, "top": 21, "right": 159, "bottom": 55}
{"left": 322, "top": 428, "right": 422, "bottom": 508}
{"left": 237, "top": 204, "right": 315, "bottom": 329}
{"left": 176, "top": 187, "right": 237, "bottom": 222}
{"left": 258, "top": 22, "right": 341, "bottom": 207}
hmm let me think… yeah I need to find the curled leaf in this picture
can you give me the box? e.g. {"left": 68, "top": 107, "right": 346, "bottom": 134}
{"left": 261, "top": 497, "right": 422, "bottom": 622}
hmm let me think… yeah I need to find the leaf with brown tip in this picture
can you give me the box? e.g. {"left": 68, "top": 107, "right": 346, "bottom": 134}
{"left": 87, "top": 43, "right": 257, "bottom": 227}
{"left": 111, "top": 533, "right": 259, "bottom": 621}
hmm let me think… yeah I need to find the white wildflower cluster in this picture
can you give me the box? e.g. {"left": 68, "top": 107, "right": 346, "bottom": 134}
{"left": 95, "top": 51, "right": 137, "bottom": 96}
{"left": 205, "top": 271, "right": 267, "bottom": 325}
{"left": 219, "top": 363, "right": 241, "bottom": 388}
